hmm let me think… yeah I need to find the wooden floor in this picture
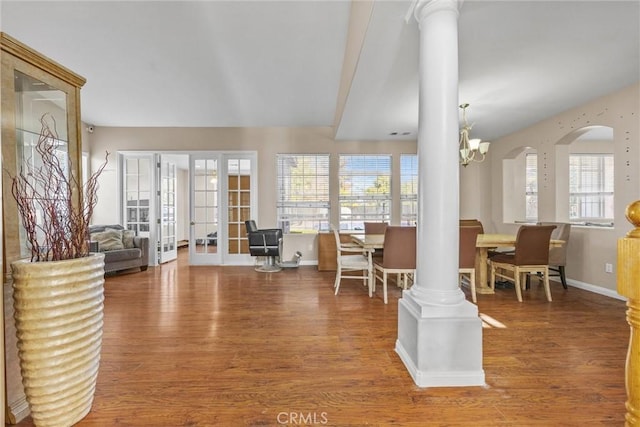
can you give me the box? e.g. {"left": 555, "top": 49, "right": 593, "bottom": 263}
{"left": 15, "top": 250, "right": 629, "bottom": 426}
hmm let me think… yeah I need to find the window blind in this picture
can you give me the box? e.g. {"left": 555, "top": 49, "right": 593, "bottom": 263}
{"left": 339, "top": 155, "right": 391, "bottom": 230}
{"left": 276, "top": 154, "right": 330, "bottom": 233}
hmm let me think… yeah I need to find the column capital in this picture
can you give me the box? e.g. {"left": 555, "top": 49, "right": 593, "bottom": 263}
{"left": 413, "top": 0, "right": 461, "bottom": 27}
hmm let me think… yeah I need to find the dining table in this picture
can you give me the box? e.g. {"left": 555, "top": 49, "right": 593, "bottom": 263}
{"left": 475, "top": 233, "right": 565, "bottom": 294}
{"left": 350, "top": 233, "right": 385, "bottom": 250}
{"left": 350, "top": 232, "right": 564, "bottom": 296}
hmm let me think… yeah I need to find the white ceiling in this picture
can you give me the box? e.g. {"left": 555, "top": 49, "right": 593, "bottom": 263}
{"left": 1, "top": 0, "right": 638, "bottom": 143}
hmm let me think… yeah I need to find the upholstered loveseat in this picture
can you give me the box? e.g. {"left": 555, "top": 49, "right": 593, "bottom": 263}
{"left": 89, "top": 224, "right": 149, "bottom": 274}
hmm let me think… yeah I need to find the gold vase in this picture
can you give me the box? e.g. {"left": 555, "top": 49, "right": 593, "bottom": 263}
{"left": 11, "top": 253, "right": 105, "bottom": 427}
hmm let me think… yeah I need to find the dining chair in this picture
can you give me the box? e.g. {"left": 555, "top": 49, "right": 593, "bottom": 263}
{"left": 538, "top": 222, "right": 571, "bottom": 289}
{"left": 364, "top": 222, "right": 388, "bottom": 234}
{"left": 331, "top": 225, "right": 372, "bottom": 297}
{"left": 459, "top": 219, "right": 484, "bottom": 233}
{"left": 459, "top": 224, "right": 482, "bottom": 303}
{"left": 364, "top": 222, "right": 388, "bottom": 259}
{"left": 489, "top": 224, "right": 557, "bottom": 302}
{"left": 373, "top": 226, "right": 416, "bottom": 304}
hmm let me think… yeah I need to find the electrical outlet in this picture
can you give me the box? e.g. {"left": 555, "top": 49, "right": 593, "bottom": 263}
{"left": 605, "top": 263, "right": 613, "bottom": 273}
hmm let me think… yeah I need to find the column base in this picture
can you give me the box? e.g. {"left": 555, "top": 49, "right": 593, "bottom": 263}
{"left": 395, "top": 290, "right": 485, "bottom": 387}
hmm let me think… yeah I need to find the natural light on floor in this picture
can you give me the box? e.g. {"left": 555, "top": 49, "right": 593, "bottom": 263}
{"left": 479, "top": 313, "right": 507, "bottom": 328}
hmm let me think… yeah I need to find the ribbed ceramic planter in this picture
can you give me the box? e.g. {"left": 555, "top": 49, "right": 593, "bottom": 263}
{"left": 11, "top": 253, "right": 105, "bottom": 427}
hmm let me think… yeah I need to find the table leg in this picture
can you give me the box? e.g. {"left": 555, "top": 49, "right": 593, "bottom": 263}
{"left": 367, "top": 250, "right": 374, "bottom": 297}
{"left": 475, "top": 247, "right": 495, "bottom": 294}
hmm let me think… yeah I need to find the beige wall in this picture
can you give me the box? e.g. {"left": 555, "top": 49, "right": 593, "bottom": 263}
{"left": 84, "top": 83, "right": 639, "bottom": 292}
{"left": 85, "top": 126, "right": 417, "bottom": 262}
{"left": 461, "top": 83, "right": 640, "bottom": 295}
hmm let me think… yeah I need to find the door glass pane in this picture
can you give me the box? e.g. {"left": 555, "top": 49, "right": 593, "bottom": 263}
{"left": 193, "top": 158, "right": 218, "bottom": 254}
{"left": 14, "top": 71, "right": 68, "bottom": 257}
{"left": 159, "top": 159, "right": 177, "bottom": 260}
{"left": 127, "top": 158, "right": 138, "bottom": 173}
{"left": 227, "top": 158, "right": 251, "bottom": 255}
{"left": 139, "top": 159, "right": 151, "bottom": 191}
{"left": 124, "top": 158, "right": 152, "bottom": 237}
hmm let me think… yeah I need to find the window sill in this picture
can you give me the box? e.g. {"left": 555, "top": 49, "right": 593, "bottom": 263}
{"left": 509, "top": 220, "right": 614, "bottom": 229}
{"left": 572, "top": 222, "right": 614, "bottom": 229}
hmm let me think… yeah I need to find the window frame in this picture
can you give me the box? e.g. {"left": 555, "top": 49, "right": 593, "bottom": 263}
{"left": 400, "top": 154, "right": 418, "bottom": 226}
{"left": 568, "top": 153, "right": 614, "bottom": 223}
{"left": 338, "top": 154, "right": 392, "bottom": 231}
{"left": 276, "top": 154, "right": 330, "bottom": 234}
{"left": 525, "top": 153, "right": 538, "bottom": 222}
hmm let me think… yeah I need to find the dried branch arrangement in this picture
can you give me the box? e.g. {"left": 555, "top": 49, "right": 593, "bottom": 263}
{"left": 9, "top": 114, "right": 109, "bottom": 261}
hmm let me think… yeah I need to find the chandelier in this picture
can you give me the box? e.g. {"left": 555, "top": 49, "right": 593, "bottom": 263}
{"left": 459, "top": 103, "right": 490, "bottom": 167}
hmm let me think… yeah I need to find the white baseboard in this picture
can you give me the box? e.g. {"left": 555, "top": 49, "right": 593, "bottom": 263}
{"left": 566, "top": 278, "right": 626, "bottom": 301}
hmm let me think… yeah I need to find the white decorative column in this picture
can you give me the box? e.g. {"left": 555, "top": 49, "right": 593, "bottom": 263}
{"left": 395, "top": 0, "right": 484, "bottom": 387}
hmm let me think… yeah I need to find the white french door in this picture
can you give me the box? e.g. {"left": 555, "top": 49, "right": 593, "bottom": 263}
{"left": 189, "top": 154, "right": 221, "bottom": 265}
{"left": 122, "top": 154, "right": 153, "bottom": 240}
{"left": 121, "top": 151, "right": 256, "bottom": 266}
{"left": 223, "top": 154, "right": 257, "bottom": 265}
{"left": 189, "top": 152, "right": 257, "bottom": 265}
{"left": 157, "top": 155, "right": 177, "bottom": 264}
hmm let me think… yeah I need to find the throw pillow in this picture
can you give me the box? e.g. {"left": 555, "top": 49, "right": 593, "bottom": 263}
{"left": 122, "top": 229, "right": 136, "bottom": 249}
{"left": 91, "top": 229, "right": 124, "bottom": 251}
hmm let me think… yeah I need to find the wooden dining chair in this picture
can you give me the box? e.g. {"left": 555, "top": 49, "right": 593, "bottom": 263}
{"left": 489, "top": 225, "right": 557, "bottom": 302}
{"left": 459, "top": 224, "right": 482, "bottom": 303}
{"left": 364, "top": 222, "right": 388, "bottom": 234}
{"left": 331, "top": 225, "right": 372, "bottom": 297}
{"left": 364, "top": 222, "right": 388, "bottom": 259}
{"left": 459, "top": 219, "right": 484, "bottom": 233}
{"left": 538, "top": 222, "right": 571, "bottom": 289}
{"left": 373, "top": 226, "right": 416, "bottom": 304}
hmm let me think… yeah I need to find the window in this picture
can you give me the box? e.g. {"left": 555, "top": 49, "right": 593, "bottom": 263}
{"left": 277, "top": 154, "right": 330, "bottom": 233}
{"left": 339, "top": 155, "right": 391, "bottom": 230}
{"left": 525, "top": 153, "right": 538, "bottom": 222}
{"left": 400, "top": 154, "right": 418, "bottom": 225}
{"left": 569, "top": 154, "right": 614, "bottom": 222}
